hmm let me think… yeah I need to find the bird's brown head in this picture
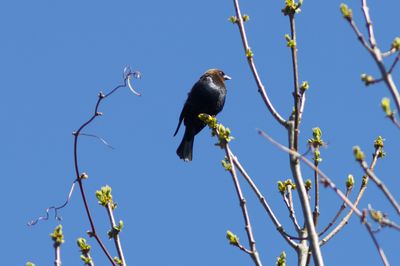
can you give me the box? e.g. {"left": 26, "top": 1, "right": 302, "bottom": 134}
{"left": 203, "top": 69, "right": 231, "bottom": 86}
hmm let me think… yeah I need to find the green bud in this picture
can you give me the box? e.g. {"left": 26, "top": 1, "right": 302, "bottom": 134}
{"left": 346, "top": 174, "right": 354, "bottom": 189}
{"left": 391, "top": 37, "right": 400, "bottom": 51}
{"left": 374, "top": 136, "right": 384, "bottom": 149}
{"left": 305, "top": 179, "right": 312, "bottom": 191}
{"left": 108, "top": 220, "right": 124, "bottom": 239}
{"left": 282, "top": 0, "right": 302, "bottom": 16}
{"left": 300, "top": 81, "right": 309, "bottom": 92}
{"left": 199, "top": 114, "right": 234, "bottom": 147}
{"left": 114, "top": 257, "right": 123, "bottom": 265}
{"left": 80, "top": 255, "right": 92, "bottom": 264}
{"left": 361, "top": 73, "right": 374, "bottom": 86}
{"left": 381, "top": 97, "right": 393, "bottom": 117}
{"left": 308, "top": 127, "right": 324, "bottom": 149}
{"left": 276, "top": 251, "right": 287, "bottom": 266}
{"left": 377, "top": 150, "right": 386, "bottom": 159}
{"left": 198, "top": 113, "right": 217, "bottom": 129}
{"left": 246, "top": 47, "right": 254, "bottom": 58}
{"left": 362, "top": 175, "right": 369, "bottom": 187}
{"left": 221, "top": 157, "right": 232, "bottom": 171}
{"left": 313, "top": 149, "right": 323, "bottom": 164}
{"left": 228, "top": 16, "right": 238, "bottom": 24}
{"left": 96, "top": 185, "right": 114, "bottom": 207}
{"left": 77, "top": 238, "right": 91, "bottom": 253}
{"left": 226, "top": 230, "right": 239, "bottom": 246}
{"left": 26, "top": 262, "right": 36, "bottom": 266}
{"left": 285, "top": 179, "right": 296, "bottom": 190}
{"left": 353, "top": 146, "right": 365, "bottom": 161}
{"left": 277, "top": 181, "right": 286, "bottom": 193}
{"left": 50, "top": 225, "right": 64, "bottom": 245}
{"left": 340, "top": 3, "right": 353, "bottom": 21}
{"left": 312, "top": 127, "right": 322, "bottom": 140}
{"left": 242, "top": 14, "right": 250, "bottom": 22}
{"left": 284, "top": 34, "right": 296, "bottom": 48}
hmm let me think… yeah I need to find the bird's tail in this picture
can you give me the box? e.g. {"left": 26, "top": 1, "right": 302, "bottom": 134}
{"left": 176, "top": 128, "right": 194, "bottom": 162}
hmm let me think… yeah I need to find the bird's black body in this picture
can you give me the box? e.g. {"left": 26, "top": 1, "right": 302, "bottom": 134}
{"left": 174, "top": 69, "right": 230, "bottom": 161}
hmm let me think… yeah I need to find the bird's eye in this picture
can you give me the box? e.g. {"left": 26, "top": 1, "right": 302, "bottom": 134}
{"left": 220, "top": 71, "right": 224, "bottom": 76}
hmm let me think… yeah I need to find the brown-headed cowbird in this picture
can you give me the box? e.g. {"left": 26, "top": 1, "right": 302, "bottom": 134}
{"left": 174, "top": 69, "right": 231, "bottom": 161}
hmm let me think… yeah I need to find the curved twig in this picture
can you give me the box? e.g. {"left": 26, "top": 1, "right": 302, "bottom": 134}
{"left": 73, "top": 67, "right": 141, "bottom": 265}
{"left": 79, "top": 133, "right": 115, "bottom": 149}
{"left": 28, "top": 180, "right": 77, "bottom": 226}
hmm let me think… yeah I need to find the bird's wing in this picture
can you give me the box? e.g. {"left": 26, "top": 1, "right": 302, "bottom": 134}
{"left": 173, "top": 103, "right": 188, "bottom": 136}
{"left": 174, "top": 80, "right": 202, "bottom": 136}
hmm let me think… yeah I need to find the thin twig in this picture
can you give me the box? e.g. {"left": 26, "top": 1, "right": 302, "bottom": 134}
{"left": 348, "top": 20, "right": 373, "bottom": 53}
{"left": 364, "top": 218, "right": 390, "bottom": 266}
{"left": 313, "top": 162, "right": 320, "bottom": 226}
{"left": 318, "top": 188, "right": 351, "bottom": 237}
{"left": 387, "top": 115, "right": 400, "bottom": 129}
{"left": 388, "top": 52, "right": 400, "bottom": 74}
{"left": 28, "top": 180, "right": 77, "bottom": 226}
{"left": 289, "top": 14, "right": 300, "bottom": 151}
{"left": 282, "top": 188, "right": 302, "bottom": 233}
{"left": 382, "top": 48, "right": 396, "bottom": 58}
{"left": 225, "top": 145, "right": 263, "bottom": 266}
{"left": 299, "top": 92, "right": 306, "bottom": 121}
{"left": 359, "top": 160, "right": 400, "bottom": 214}
{"left": 231, "top": 155, "right": 298, "bottom": 248}
{"left": 236, "top": 242, "right": 253, "bottom": 255}
{"left": 231, "top": 0, "right": 287, "bottom": 127}
{"left": 361, "top": 0, "right": 377, "bottom": 49}
{"left": 54, "top": 244, "right": 61, "bottom": 266}
{"left": 79, "top": 133, "right": 115, "bottom": 149}
{"left": 106, "top": 203, "right": 126, "bottom": 265}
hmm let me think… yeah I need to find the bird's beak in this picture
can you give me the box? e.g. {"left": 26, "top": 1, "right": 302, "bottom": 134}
{"left": 223, "top": 74, "right": 232, "bottom": 81}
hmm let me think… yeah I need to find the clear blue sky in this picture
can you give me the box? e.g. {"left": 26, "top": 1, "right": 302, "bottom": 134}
{"left": 1, "top": 0, "right": 399, "bottom": 265}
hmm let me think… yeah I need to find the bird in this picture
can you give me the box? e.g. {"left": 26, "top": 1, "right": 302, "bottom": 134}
{"left": 174, "top": 69, "right": 231, "bottom": 161}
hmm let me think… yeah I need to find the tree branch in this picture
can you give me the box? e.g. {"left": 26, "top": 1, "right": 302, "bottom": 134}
{"left": 231, "top": 0, "right": 287, "bottom": 127}
{"left": 225, "top": 145, "right": 263, "bottom": 266}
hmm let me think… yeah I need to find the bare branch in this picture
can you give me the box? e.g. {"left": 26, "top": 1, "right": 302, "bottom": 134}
{"left": 318, "top": 188, "right": 352, "bottom": 237}
{"left": 225, "top": 145, "right": 263, "bottom": 266}
{"left": 258, "top": 129, "right": 391, "bottom": 265}
{"left": 232, "top": 155, "right": 298, "bottom": 248}
{"left": 287, "top": 122, "right": 324, "bottom": 266}
{"left": 358, "top": 160, "right": 400, "bottom": 214}
{"left": 282, "top": 188, "right": 302, "bottom": 233}
{"left": 388, "top": 52, "right": 400, "bottom": 74}
{"left": 231, "top": 0, "right": 287, "bottom": 127}
{"left": 106, "top": 203, "right": 126, "bottom": 265}
{"left": 364, "top": 216, "right": 390, "bottom": 266}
